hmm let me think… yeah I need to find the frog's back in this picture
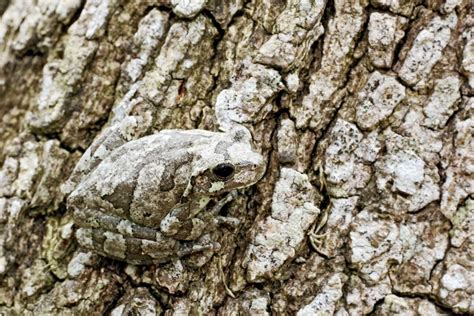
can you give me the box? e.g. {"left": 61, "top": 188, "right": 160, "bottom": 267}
{"left": 68, "top": 130, "right": 222, "bottom": 226}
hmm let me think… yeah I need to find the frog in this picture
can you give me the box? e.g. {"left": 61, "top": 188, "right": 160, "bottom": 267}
{"left": 67, "top": 126, "right": 266, "bottom": 265}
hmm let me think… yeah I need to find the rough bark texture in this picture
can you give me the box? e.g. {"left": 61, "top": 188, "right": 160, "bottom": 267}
{"left": 0, "top": 0, "right": 473, "bottom": 315}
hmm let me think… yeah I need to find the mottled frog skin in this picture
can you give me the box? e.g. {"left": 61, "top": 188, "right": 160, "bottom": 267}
{"left": 68, "top": 128, "right": 265, "bottom": 265}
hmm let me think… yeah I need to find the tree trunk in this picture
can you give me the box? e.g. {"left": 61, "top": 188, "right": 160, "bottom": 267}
{"left": 0, "top": 0, "right": 472, "bottom": 314}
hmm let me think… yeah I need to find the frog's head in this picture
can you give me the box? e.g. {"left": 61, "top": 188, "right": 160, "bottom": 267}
{"left": 187, "top": 127, "right": 266, "bottom": 196}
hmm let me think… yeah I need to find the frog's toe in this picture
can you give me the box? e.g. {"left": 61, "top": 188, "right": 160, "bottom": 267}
{"left": 215, "top": 215, "right": 241, "bottom": 228}
{"left": 176, "top": 241, "right": 221, "bottom": 257}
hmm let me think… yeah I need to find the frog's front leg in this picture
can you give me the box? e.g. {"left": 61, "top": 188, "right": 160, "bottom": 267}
{"left": 209, "top": 191, "right": 241, "bottom": 228}
{"left": 160, "top": 196, "right": 211, "bottom": 239}
{"left": 160, "top": 192, "right": 241, "bottom": 240}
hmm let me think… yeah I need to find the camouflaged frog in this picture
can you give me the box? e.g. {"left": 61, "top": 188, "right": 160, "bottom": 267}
{"left": 67, "top": 128, "right": 265, "bottom": 265}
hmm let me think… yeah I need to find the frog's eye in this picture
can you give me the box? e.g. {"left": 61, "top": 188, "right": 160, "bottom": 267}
{"left": 212, "top": 163, "right": 235, "bottom": 181}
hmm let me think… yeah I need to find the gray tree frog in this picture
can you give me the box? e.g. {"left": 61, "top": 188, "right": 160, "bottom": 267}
{"left": 67, "top": 127, "right": 265, "bottom": 265}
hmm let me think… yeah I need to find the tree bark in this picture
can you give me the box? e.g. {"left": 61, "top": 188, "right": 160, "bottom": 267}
{"left": 0, "top": 0, "right": 472, "bottom": 315}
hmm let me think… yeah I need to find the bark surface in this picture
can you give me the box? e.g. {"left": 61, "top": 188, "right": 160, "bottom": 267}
{"left": 0, "top": 0, "right": 473, "bottom": 315}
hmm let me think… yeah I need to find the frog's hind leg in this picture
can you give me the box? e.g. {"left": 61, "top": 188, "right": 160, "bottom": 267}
{"left": 76, "top": 227, "right": 220, "bottom": 264}
{"left": 76, "top": 227, "right": 179, "bottom": 265}
{"left": 73, "top": 208, "right": 159, "bottom": 241}
{"left": 75, "top": 227, "right": 132, "bottom": 263}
